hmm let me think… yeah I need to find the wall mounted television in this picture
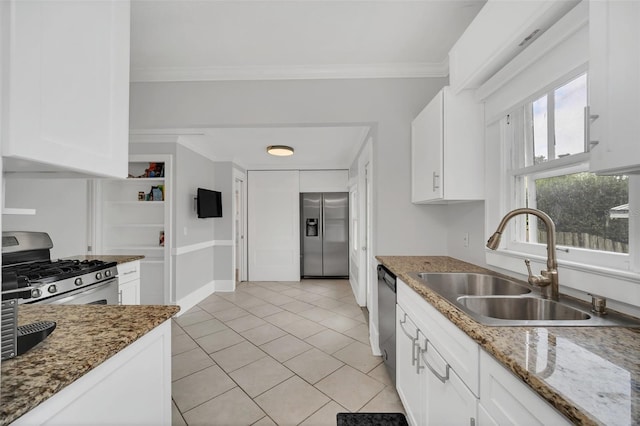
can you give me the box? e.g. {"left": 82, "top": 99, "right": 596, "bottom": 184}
{"left": 197, "top": 188, "right": 222, "bottom": 218}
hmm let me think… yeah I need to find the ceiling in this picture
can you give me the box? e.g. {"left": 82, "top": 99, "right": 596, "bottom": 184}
{"left": 174, "top": 126, "right": 370, "bottom": 170}
{"left": 129, "top": 0, "right": 486, "bottom": 170}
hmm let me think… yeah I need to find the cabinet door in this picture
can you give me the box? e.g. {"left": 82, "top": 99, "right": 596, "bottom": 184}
{"left": 3, "top": 0, "right": 130, "bottom": 178}
{"left": 411, "top": 90, "right": 444, "bottom": 203}
{"left": 396, "top": 306, "right": 424, "bottom": 426}
{"left": 421, "top": 340, "right": 477, "bottom": 426}
{"left": 589, "top": 0, "right": 640, "bottom": 174}
{"left": 119, "top": 280, "right": 140, "bottom": 305}
{"left": 480, "top": 351, "right": 570, "bottom": 425}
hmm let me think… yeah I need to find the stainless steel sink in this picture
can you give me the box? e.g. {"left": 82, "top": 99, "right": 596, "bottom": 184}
{"left": 457, "top": 296, "right": 590, "bottom": 322}
{"left": 415, "top": 272, "right": 531, "bottom": 296}
{"left": 408, "top": 271, "right": 640, "bottom": 327}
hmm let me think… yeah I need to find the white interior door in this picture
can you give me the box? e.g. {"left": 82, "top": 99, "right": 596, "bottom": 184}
{"left": 248, "top": 171, "right": 300, "bottom": 281}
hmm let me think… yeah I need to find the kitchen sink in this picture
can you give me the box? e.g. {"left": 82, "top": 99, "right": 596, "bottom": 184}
{"left": 457, "top": 296, "right": 590, "bottom": 321}
{"left": 415, "top": 272, "right": 531, "bottom": 296}
{"left": 408, "top": 271, "right": 640, "bottom": 327}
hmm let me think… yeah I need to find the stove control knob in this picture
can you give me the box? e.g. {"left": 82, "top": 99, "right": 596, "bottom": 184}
{"left": 48, "top": 285, "right": 57, "bottom": 294}
{"left": 105, "top": 270, "right": 112, "bottom": 278}
{"left": 31, "top": 288, "right": 42, "bottom": 298}
{"left": 74, "top": 277, "right": 83, "bottom": 286}
{"left": 96, "top": 272, "right": 103, "bottom": 280}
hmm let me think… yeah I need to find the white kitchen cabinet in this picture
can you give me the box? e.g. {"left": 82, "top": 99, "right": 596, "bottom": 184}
{"left": 411, "top": 87, "right": 484, "bottom": 204}
{"left": 396, "top": 306, "right": 425, "bottom": 426}
{"left": 95, "top": 155, "right": 173, "bottom": 305}
{"left": 479, "top": 350, "right": 571, "bottom": 425}
{"left": 397, "top": 279, "right": 479, "bottom": 426}
{"left": 12, "top": 320, "right": 172, "bottom": 425}
{"left": 588, "top": 0, "right": 640, "bottom": 175}
{"left": 1, "top": 0, "right": 130, "bottom": 178}
{"left": 117, "top": 260, "right": 141, "bottom": 305}
{"left": 421, "top": 341, "right": 477, "bottom": 425}
{"left": 397, "top": 278, "right": 570, "bottom": 425}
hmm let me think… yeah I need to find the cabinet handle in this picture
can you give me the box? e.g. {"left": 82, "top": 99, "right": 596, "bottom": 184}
{"left": 420, "top": 338, "right": 450, "bottom": 383}
{"left": 122, "top": 270, "right": 137, "bottom": 275}
{"left": 584, "top": 106, "right": 600, "bottom": 152}
{"left": 432, "top": 172, "right": 440, "bottom": 192}
{"left": 399, "top": 314, "right": 418, "bottom": 366}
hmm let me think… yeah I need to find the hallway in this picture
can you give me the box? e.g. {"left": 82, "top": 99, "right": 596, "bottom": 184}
{"left": 171, "top": 279, "right": 404, "bottom": 425}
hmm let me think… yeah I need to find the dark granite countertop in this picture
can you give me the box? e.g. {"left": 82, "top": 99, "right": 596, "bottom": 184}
{"left": 377, "top": 256, "right": 640, "bottom": 426}
{"left": 0, "top": 304, "right": 179, "bottom": 425}
{"left": 63, "top": 254, "right": 145, "bottom": 265}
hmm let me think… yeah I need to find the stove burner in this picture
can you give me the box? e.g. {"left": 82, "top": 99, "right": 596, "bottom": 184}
{"left": 3, "top": 259, "right": 116, "bottom": 285}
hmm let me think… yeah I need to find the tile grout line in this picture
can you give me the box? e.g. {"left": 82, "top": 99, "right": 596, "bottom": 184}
{"left": 172, "top": 279, "right": 398, "bottom": 425}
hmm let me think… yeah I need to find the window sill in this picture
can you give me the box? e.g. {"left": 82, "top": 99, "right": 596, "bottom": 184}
{"left": 486, "top": 249, "right": 640, "bottom": 312}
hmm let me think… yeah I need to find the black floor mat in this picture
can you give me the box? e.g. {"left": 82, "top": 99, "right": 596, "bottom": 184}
{"left": 336, "top": 412, "right": 408, "bottom": 426}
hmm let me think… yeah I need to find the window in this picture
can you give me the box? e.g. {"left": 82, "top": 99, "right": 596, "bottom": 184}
{"left": 504, "top": 73, "right": 632, "bottom": 269}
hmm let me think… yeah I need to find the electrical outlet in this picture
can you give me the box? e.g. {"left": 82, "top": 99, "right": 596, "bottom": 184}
{"left": 463, "top": 232, "right": 469, "bottom": 248}
{"left": 183, "top": 227, "right": 188, "bottom": 236}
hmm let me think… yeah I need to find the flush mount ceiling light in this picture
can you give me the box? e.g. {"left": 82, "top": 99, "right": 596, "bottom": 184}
{"left": 266, "top": 145, "right": 294, "bottom": 156}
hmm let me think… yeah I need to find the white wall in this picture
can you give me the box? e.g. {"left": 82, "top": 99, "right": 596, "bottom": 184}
{"left": 3, "top": 178, "right": 89, "bottom": 259}
{"left": 129, "top": 78, "right": 450, "bottom": 258}
{"left": 130, "top": 141, "right": 219, "bottom": 308}
{"left": 445, "top": 201, "right": 487, "bottom": 267}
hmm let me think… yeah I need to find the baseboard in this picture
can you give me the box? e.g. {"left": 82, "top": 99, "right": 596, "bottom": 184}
{"left": 175, "top": 280, "right": 216, "bottom": 316}
{"left": 349, "top": 276, "right": 365, "bottom": 307}
{"left": 214, "top": 279, "right": 235, "bottom": 292}
{"left": 369, "top": 323, "right": 382, "bottom": 356}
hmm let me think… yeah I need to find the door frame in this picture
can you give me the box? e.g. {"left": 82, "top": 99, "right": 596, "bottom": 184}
{"left": 356, "top": 137, "right": 373, "bottom": 307}
{"left": 233, "top": 168, "right": 247, "bottom": 283}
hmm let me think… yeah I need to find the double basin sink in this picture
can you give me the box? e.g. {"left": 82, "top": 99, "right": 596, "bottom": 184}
{"left": 407, "top": 272, "right": 640, "bottom": 327}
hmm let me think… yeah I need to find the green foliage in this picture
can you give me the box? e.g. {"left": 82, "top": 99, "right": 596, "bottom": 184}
{"left": 535, "top": 173, "right": 629, "bottom": 244}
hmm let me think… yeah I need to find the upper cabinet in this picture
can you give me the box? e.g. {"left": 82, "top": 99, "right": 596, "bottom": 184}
{"left": 448, "top": 1, "right": 579, "bottom": 94}
{"left": 588, "top": 0, "right": 640, "bottom": 175}
{"left": 1, "top": 0, "right": 130, "bottom": 178}
{"left": 411, "top": 87, "right": 484, "bottom": 204}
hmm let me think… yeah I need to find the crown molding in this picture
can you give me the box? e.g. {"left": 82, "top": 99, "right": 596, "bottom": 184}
{"left": 130, "top": 61, "right": 449, "bottom": 83}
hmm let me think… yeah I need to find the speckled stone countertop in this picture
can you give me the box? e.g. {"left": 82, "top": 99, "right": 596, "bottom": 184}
{"left": 0, "top": 304, "right": 179, "bottom": 425}
{"left": 377, "top": 256, "right": 640, "bottom": 426}
{"left": 63, "top": 254, "right": 145, "bottom": 264}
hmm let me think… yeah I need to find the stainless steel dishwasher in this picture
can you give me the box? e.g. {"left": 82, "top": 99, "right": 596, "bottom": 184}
{"left": 377, "top": 264, "right": 396, "bottom": 384}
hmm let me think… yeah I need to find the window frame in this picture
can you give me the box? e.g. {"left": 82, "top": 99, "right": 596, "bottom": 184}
{"left": 497, "top": 72, "right": 634, "bottom": 274}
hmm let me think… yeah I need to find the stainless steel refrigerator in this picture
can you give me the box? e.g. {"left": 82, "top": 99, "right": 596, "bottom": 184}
{"left": 300, "top": 192, "right": 349, "bottom": 277}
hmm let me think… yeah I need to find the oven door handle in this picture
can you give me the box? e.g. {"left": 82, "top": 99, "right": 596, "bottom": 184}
{"left": 38, "top": 278, "right": 118, "bottom": 305}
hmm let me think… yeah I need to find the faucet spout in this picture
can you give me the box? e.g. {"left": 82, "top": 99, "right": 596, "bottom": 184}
{"left": 486, "top": 208, "right": 559, "bottom": 300}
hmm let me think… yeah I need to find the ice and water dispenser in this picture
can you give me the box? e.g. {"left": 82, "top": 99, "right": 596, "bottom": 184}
{"left": 305, "top": 218, "right": 318, "bottom": 237}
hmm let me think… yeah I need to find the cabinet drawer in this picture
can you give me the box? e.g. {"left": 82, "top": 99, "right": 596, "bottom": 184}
{"left": 117, "top": 261, "right": 140, "bottom": 284}
{"left": 398, "top": 279, "right": 480, "bottom": 396}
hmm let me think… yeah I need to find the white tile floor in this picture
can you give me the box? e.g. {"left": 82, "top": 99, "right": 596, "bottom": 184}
{"left": 171, "top": 279, "right": 405, "bottom": 426}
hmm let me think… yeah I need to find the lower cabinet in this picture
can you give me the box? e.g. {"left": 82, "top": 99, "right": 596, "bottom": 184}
{"left": 396, "top": 307, "right": 424, "bottom": 426}
{"left": 12, "top": 320, "right": 172, "bottom": 425}
{"left": 117, "top": 260, "right": 141, "bottom": 305}
{"left": 396, "top": 278, "right": 571, "bottom": 426}
{"left": 396, "top": 301, "right": 478, "bottom": 426}
{"left": 479, "top": 350, "right": 570, "bottom": 425}
{"left": 421, "top": 341, "right": 477, "bottom": 425}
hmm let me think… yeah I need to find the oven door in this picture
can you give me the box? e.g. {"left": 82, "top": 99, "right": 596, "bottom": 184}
{"left": 35, "top": 278, "right": 119, "bottom": 305}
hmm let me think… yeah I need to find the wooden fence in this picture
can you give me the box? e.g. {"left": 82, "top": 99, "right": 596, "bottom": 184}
{"left": 538, "top": 231, "right": 628, "bottom": 253}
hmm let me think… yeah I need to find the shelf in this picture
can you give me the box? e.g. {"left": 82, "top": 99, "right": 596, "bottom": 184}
{"left": 107, "top": 245, "right": 165, "bottom": 251}
{"left": 107, "top": 223, "right": 164, "bottom": 228}
{"left": 141, "top": 259, "right": 164, "bottom": 264}
{"left": 105, "top": 201, "right": 165, "bottom": 205}
{"left": 2, "top": 208, "right": 36, "bottom": 215}
{"left": 125, "top": 177, "right": 165, "bottom": 182}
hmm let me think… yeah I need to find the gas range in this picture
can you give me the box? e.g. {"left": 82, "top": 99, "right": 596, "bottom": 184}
{"left": 2, "top": 232, "right": 118, "bottom": 304}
